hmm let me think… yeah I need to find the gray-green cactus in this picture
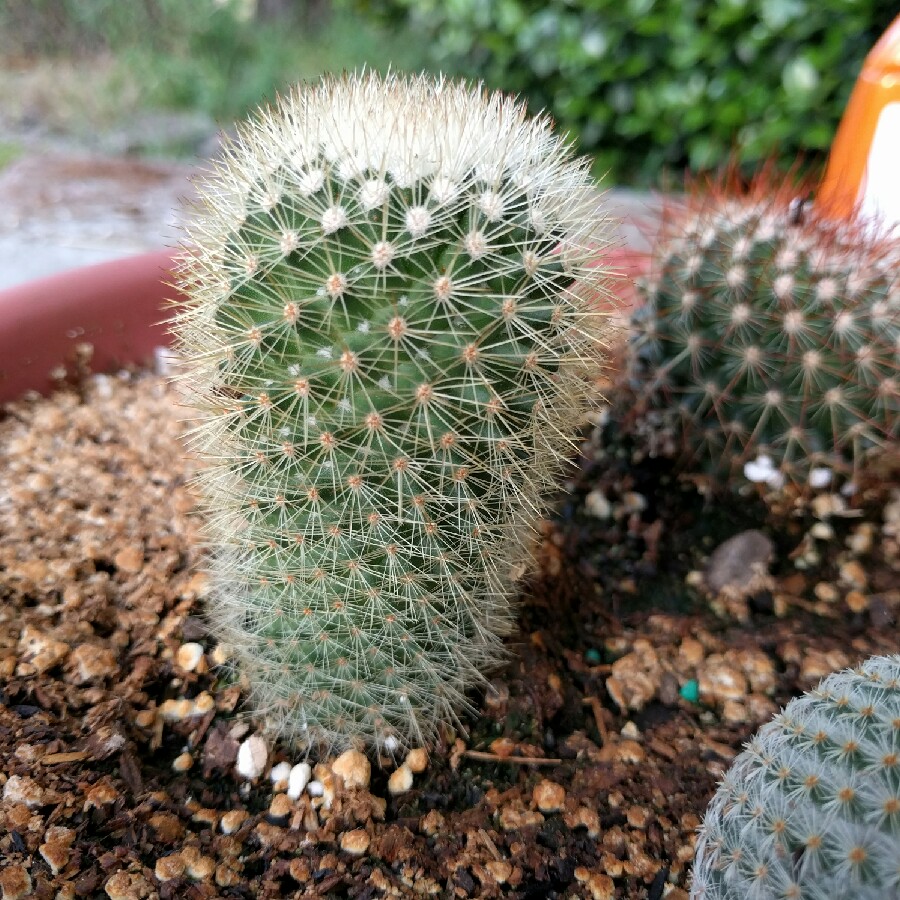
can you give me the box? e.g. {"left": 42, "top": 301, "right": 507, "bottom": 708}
{"left": 691, "top": 654, "right": 900, "bottom": 899}
{"left": 623, "top": 193, "right": 899, "bottom": 491}
{"left": 172, "top": 72, "right": 614, "bottom": 751}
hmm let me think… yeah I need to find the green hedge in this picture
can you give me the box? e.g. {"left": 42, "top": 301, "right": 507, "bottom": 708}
{"left": 356, "top": 0, "right": 898, "bottom": 185}
{"left": 0, "top": 0, "right": 429, "bottom": 123}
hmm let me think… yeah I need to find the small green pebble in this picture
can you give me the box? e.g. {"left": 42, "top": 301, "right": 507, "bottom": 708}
{"left": 680, "top": 679, "right": 700, "bottom": 703}
{"left": 585, "top": 648, "right": 602, "bottom": 665}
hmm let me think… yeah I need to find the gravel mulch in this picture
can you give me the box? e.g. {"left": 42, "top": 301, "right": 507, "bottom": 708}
{"left": 1, "top": 372, "right": 897, "bottom": 900}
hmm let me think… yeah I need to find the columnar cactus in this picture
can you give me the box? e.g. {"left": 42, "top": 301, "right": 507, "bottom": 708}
{"left": 623, "top": 188, "right": 899, "bottom": 490}
{"left": 691, "top": 654, "right": 900, "bottom": 900}
{"left": 173, "top": 72, "right": 613, "bottom": 751}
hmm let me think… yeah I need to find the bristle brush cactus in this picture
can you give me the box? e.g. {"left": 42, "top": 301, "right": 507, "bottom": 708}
{"left": 623, "top": 185, "right": 899, "bottom": 491}
{"left": 172, "top": 72, "right": 614, "bottom": 751}
{"left": 691, "top": 654, "right": 900, "bottom": 900}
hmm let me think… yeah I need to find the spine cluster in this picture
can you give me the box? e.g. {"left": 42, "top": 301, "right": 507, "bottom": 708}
{"left": 173, "top": 72, "right": 613, "bottom": 751}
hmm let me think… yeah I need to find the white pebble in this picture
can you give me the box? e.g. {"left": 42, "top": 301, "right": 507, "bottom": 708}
{"left": 743, "top": 455, "right": 784, "bottom": 488}
{"left": 585, "top": 489, "right": 612, "bottom": 519}
{"left": 270, "top": 761, "right": 292, "bottom": 786}
{"left": 175, "top": 642, "right": 204, "bottom": 672}
{"left": 287, "top": 763, "right": 312, "bottom": 800}
{"left": 808, "top": 467, "right": 832, "bottom": 489}
{"left": 388, "top": 764, "right": 414, "bottom": 796}
{"left": 743, "top": 457, "right": 771, "bottom": 483}
{"left": 620, "top": 721, "right": 641, "bottom": 741}
{"left": 307, "top": 780, "right": 324, "bottom": 798}
{"left": 235, "top": 734, "right": 268, "bottom": 780}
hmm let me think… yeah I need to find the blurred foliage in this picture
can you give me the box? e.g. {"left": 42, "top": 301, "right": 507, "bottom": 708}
{"left": 0, "top": 0, "right": 429, "bottom": 123}
{"left": 354, "top": 0, "right": 898, "bottom": 186}
{"left": 0, "top": 141, "right": 23, "bottom": 171}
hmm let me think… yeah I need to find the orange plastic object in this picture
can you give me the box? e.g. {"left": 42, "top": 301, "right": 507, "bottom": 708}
{"left": 819, "top": 14, "right": 900, "bottom": 222}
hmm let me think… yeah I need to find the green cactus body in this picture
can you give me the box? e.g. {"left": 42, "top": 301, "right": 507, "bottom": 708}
{"left": 691, "top": 654, "right": 900, "bottom": 900}
{"left": 626, "top": 196, "right": 899, "bottom": 489}
{"left": 173, "top": 73, "right": 613, "bottom": 751}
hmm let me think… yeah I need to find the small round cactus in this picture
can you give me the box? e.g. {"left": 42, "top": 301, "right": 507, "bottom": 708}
{"left": 173, "top": 72, "right": 613, "bottom": 751}
{"left": 622, "top": 185, "right": 899, "bottom": 491}
{"left": 691, "top": 654, "right": 900, "bottom": 900}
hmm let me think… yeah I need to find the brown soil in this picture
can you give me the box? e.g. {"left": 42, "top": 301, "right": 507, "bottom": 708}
{"left": 1, "top": 373, "right": 897, "bottom": 900}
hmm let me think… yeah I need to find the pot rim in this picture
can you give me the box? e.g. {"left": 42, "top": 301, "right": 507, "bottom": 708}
{"left": 0, "top": 249, "right": 183, "bottom": 403}
{"left": 0, "top": 245, "right": 648, "bottom": 404}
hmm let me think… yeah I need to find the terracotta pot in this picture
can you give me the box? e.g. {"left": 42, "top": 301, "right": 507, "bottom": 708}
{"left": 604, "top": 246, "right": 651, "bottom": 312}
{"left": 0, "top": 246, "right": 649, "bottom": 404}
{"left": 0, "top": 250, "right": 185, "bottom": 403}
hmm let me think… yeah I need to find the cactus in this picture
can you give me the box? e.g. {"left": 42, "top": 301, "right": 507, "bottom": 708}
{"left": 172, "top": 72, "right": 613, "bottom": 751}
{"left": 622, "top": 185, "right": 899, "bottom": 491}
{"left": 691, "top": 654, "right": 900, "bottom": 900}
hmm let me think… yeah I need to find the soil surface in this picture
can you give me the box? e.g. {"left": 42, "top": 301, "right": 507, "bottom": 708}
{"left": 0, "top": 372, "right": 897, "bottom": 900}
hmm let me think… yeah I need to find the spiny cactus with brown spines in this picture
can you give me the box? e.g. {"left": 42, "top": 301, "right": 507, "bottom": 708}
{"left": 172, "top": 72, "right": 615, "bottom": 752}
{"left": 621, "top": 179, "right": 900, "bottom": 492}
{"left": 691, "top": 654, "right": 900, "bottom": 900}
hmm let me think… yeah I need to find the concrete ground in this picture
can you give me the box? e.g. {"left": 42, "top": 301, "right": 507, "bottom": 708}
{"left": 0, "top": 155, "right": 195, "bottom": 290}
{"left": 0, "top": 153, "right": 664, "bottom": 290}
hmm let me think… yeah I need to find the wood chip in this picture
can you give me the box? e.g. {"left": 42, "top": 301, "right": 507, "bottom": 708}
{"left": 464, "top": 750, "right": 562, "bottom": 766}
{"left": 41, "top": 751, "right": 90, "bottom": 765}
